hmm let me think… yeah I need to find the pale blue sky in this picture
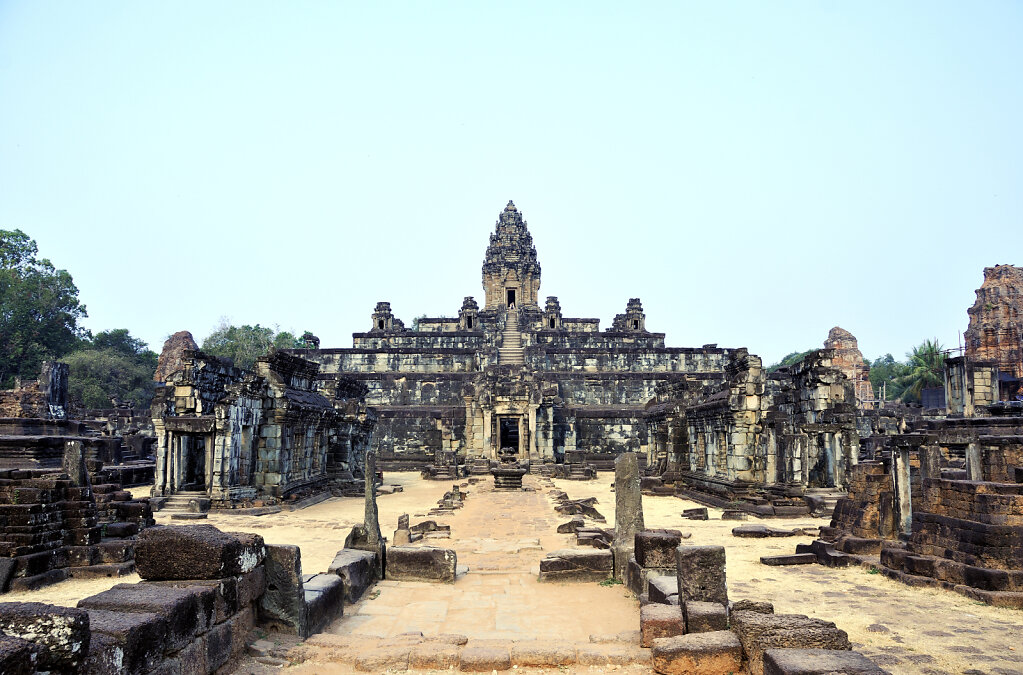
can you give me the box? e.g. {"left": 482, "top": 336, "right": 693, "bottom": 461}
{"left": 1, "top": 2, "right": 1020, "bottom": 364}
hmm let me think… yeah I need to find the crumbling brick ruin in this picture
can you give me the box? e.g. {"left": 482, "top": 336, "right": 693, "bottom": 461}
{"left": 151, "top": 348, "right": 375, "bottom": 507}
{"left": 965, "top": 264, "right": 1023, "bottom": 389}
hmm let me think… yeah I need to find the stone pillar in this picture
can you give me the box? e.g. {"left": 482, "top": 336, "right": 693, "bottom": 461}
{"left": 966, "top": 442, "right": 983, "bottom": 481}
{"left": 612, "top": 452, "right": 645, "bottom": 582}
{"left": 919, "top": 445, "right": 942, "bottom": 480}
{"left": 894, "top": 447, "right": 913, "bottom": 535}
{"left": 63, "top": 440, "right": 89, "bottom": 487}
{"left": 364, "top": 448, "right": 381, "bottom": 545}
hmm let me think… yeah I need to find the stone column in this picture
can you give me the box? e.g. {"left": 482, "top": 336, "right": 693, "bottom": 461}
{"left": 612, "top": 452, "right": 645, "bottom": 582}
{"left": 63, "top": 440, "right": 89, "bottom": 487}
{"left": 965, "top": 442, "right": 983, "bottom": 481}
{"left": 893, "top": 447, "right": 913, "bottom": 535}
{"left": 364, "top": 448, "right": 381, "bottom": 545}
{"left": 919, "top": 445, "right": 942, "bottom": 480}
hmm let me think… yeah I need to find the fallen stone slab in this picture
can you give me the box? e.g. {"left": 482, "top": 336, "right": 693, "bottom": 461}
{"left": 557, "top": 516, "right": 586, "bottom": 533}
{"left": 555, "top": 499, "right": 606, "bottom": 522}
{"left": 681, "top": 507, "right": 709, "bottom": 520}
{"left": 761, "top": 553, "right": 817, "bottom": 566}
{"left": 539, "top": 548, "right": 613, "bottom": 582}
{"left": 327, "top": 548, "right": 377, "bottom": 602}
{"left": 135, "top": 524, "right": 265, "bottom": 580}
{"left": 387, "top": 546, "right": 457, "bottom": 583}
{"left": 640, "top": 603, "right": 685, "bottom": 647}
{"left": 762, "top": 648, "right": 888, "bottom": 675}
{"left": 650, "top": 630, "right": 742, "bottom": 675}
{"left": 733, "top": 525, "right": 803, "bottom": 538}
{"left": 731, "top": 611, "right": 852, "bottom": 675}
{"left": 675, "top": 545, "right": 728, "bottom": 604}
{"left": 721, "top": 509, "right": 748, "bottom": 520}
{"left": 0, "top": 602, "right": 90, "bottom": 672}
{"left": 409, "top": 520, "right": 450, "bottom": 534}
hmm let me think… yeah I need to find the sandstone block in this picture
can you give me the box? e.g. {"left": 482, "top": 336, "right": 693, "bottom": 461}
{"left": 731, "top": 611, "right": 852, "bottom": 675}
{"left": 327, "top": 548, "right": 377, "bottom": 601}
{"left": 259, "top": 544, "right": 306, "bottom": 635}
{"left": 510, "top": 641, "right": 575, "bottom": 666}
{"left": 650, "top": 631, "right": 742, "bottom": 675}
{"left": 675, "top": 545, "right": 728, "bottom": 604}
{"left": 86, "top": 609, "right": 167, "bottom": 675}
{"left": 0, "top": 634, "right": 37, "bottom": 675}
{"left": 78, "top": 583, "right": 216, "bottom": 652}
{"left": 353, "top": 646, "right": 411, "bottom": 671}
{"left": 635, "top": 529, "right": 685, "bottom": 568}
{"left": 732, "top": 599, "right": 774, "bottom": 614}
{"left": 684, "top": 601, "right": 728, "bottom": 633}
{"left": 648, "top": 574, "right": 680, "bottom": 604}
{"left": 135, "top": 525, "right": 264, "bottom": 580}
{"left": 763, "top": 648, "right": 888, "bottom": 674}
{"left": 387, "top": 546, "right": 457, "bottom": 583}
{"left": 640, "top": 603, "right": 685, "bottom": 647}
{"left": 539, "top": 548, "right": 613, "bottom": 582}
{"left": 459, "top": 644, "right": 511, "bottom": 671}
{"left": 304, "top": 573, "right": 345, "bottom": 635}
{"left": 410, "top": 643, "right": 461, "bottom": 669}
{"left": 0, "top": 602, "right": 90, "bottom": 672}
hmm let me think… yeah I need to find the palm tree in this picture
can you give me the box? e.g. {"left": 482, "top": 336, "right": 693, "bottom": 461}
{"left": 895, "top": 339, "right": 946, "bottom": 403}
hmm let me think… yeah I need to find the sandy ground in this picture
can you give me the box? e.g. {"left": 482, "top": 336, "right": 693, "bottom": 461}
{"left": 8, "top": 472, "right": 1023, "bottom": 675}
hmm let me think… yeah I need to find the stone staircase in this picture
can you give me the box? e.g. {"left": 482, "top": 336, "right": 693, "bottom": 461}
{"left": 160, "top": 489, "right": 209, "bottom": 514}
{"left": 498, "top": 311, "right": 525, "bottom": 365}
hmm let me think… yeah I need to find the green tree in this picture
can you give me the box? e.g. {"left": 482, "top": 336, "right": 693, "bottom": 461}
{"left": 767, "top": 349, "right": 815, "bottom": 372}
{"left": 201, "top": 322, "right": 306, "bottom": 370}
{"left": 0, "top": 229, "right": 88, "bottom": 386}
{"left": 65, "top": 329, "right": 159, "bottom": 409}
{"left": 894, "top": 340, "right": 947, "bottom": 403}
{"left": 868, "top": 353, "right": 910, "bottom": 401}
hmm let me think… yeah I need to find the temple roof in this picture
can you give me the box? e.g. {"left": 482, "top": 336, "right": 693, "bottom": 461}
{"left": 483, "top": 200, "right": 541, "bottom": 277}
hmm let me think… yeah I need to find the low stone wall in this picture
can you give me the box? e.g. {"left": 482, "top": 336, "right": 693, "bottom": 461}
{"left": 0, "top": 468, "right": 153, "bottom": 593}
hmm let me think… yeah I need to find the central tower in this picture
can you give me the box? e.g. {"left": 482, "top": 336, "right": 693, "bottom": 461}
{"left": 482, "top": 200, "right": 541, "bottom": 310}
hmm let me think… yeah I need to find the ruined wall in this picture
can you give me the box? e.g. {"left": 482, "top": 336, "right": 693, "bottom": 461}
{"left": 965, "top": 264, "right": 1023, "bottom": 379}
{"left": 829, "top": 461, "right": 897, "bottom": 540}
{"left": 0, "top": 362, "right": 69, "bottom": 420}
{"left": 944, "top": 356, "right": 998, "bottom": 417}
{"left": 571, "top": 410, "right": 647, "bottom": 456}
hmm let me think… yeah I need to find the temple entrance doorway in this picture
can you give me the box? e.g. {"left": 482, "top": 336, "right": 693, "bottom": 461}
{"left": 180, "top": 435, "right": 207, "bottom": 490}
{"left": 499, "top": 416, "right": 521, "bottom": 455}
{"left": 506, "top": 289, "right": 516, "bottom": 306}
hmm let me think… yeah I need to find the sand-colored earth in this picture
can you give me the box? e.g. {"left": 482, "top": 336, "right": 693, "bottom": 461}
{"left": 8, "top": 472, "right": 1022, "bottom": 674}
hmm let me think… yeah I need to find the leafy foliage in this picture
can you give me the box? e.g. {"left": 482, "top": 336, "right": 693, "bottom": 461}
{"left": 767, "top": 349, "right": 815, "bottom": 372}
{"left": 893, "top": 339, "right": 946, "bottom": 403}
{"left": 201, "top": 322, "right": 306, "bottom": 370}
{"left": 65, "top": 329, "right": 159, "bottom": 409}
{"left": 868, "top": 353, "right": 910, "bottom": 401}
{"left": 0, "top": 229, "right": 88, "bottom": 386}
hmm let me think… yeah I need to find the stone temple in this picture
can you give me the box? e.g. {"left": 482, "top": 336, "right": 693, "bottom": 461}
{"left": 289, "top": 201, "right": 747, "bottom": 474}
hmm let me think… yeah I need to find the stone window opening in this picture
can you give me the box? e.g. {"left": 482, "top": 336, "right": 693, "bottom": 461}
{"left": 466, "top": 316, "right": 474, "bottom": 329}
{"left": 549, "top": 317, "right": 556, "bottom": 329}
{"left": 377, "top": 319, "right": 385, "bottom": 330}
{"left": 632, "top": 320, "right": 639, "bottom": 330}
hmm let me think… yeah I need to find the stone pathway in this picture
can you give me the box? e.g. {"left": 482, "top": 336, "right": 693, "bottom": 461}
{"left": 322, "top": 477, "right": 639, "bottom": 643}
